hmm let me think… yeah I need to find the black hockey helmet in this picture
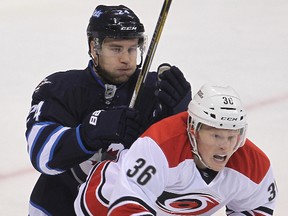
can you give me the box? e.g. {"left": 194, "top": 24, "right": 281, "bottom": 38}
{"left": 87, "top": 5, "right": 145, "bottom": 50}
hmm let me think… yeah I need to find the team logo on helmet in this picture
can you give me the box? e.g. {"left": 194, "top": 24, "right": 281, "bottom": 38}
{"left": 197, "top": 90, "right": 204, "bottom": 98}
{"left": 92, "top": 9, "right": 103, "bottom": 18}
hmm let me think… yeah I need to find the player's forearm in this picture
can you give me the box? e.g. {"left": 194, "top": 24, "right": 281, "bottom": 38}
{"left": 26, "top": 122, "right": 95, "bottom": 174}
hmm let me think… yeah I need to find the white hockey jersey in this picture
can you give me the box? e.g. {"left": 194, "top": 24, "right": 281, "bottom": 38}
{"left": 74, "top": 112, "right": 277, "bottom": 215}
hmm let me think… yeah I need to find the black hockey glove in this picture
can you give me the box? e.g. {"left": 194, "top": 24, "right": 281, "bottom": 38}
{"left": 79, "top": 107, "right": 145, "bottom": 151}
{"left": 156, "top": 63, "right": 192, "bottom": 115}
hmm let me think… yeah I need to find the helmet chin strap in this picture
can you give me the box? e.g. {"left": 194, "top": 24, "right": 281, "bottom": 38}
{"left": 89, "top": 51, "right": 115, "bottom": 84}
{"left": 89, "top": 52, "right": 99, "bottom": 70}
{"left": 187, "top": 119, "right": 211, "bottom": 170}
{"left": 88, "top": 39, "right": 112, "bottom": 84}
{"left": 187, "top": 130, "right": 211, "bottom": 170}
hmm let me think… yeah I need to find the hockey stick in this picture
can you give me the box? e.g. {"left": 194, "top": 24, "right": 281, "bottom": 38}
{"left": 129, "top": 0, "right": 173, "bottom": 108}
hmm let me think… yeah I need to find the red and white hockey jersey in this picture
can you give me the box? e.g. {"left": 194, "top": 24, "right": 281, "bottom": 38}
{"left": 74, "top": 112, "right": 277, "bottom": 215}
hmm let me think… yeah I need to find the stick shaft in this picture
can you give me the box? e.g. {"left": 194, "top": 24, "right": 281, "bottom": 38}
{"left": 129, "top": 0, "right": 173, "bottom": 108}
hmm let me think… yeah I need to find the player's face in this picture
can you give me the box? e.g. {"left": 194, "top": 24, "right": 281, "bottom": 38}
{"left": 96, "top": 38, "right": 139, "bottom": 84}
{"left": 196, "top": 125, "right": 240, "bottom": 171}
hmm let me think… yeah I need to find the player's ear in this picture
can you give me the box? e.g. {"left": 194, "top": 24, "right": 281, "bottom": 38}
{"left": 191, "top": 128, "right": 200, "bottom": 139}
{"left": 195, "top": 132, "right": 200, "bottom": 139}
{"left": 89, "top": 41, "right": 97, "bottom": 58}
{"left": 89, "top": 41, "right": 99, "bottom": 66}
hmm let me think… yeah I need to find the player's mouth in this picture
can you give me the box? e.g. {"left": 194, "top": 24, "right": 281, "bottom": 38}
{"left": 213, "top": 154, "right": 227, "bottom": 162}
{"left": 118, "top": 67, "right": 132, "bottom": 72}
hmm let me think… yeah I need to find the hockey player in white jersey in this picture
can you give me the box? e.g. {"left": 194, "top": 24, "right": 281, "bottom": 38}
{"left": 74, "top": 83, "right": 277, "bottom": 215}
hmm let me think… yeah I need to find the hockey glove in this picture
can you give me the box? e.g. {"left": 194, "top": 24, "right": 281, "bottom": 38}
{"left": 156, "top": 63, "right": 192, "bottom": 114}
{"left": 79, "top": 107, "right": 145, "bottom": 151}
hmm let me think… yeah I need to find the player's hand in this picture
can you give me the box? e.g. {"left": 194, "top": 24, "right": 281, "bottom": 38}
{"left": 156, "top": 63, "right": 191, "bottom": 113}
{"left": 79, "top": 107, "right": 145, "bottom": 151}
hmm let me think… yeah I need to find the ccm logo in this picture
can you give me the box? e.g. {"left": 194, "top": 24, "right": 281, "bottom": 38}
{"left": 89, "top": 110, "right": 102, "bottom": 125}
{"left": 121, "top": 26, "right": 137, "bottom": 30}
{"left": 221, "top": 117, "right": 238, "bottom": 121}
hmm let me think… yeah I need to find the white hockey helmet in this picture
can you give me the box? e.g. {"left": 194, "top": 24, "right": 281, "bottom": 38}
{"left": 187, "top": 84, "right": 248, "bottom": 165}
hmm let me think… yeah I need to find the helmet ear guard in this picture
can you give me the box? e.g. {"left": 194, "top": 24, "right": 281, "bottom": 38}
{"left": 237, "top": 125, "right": 247, "bottom": 148}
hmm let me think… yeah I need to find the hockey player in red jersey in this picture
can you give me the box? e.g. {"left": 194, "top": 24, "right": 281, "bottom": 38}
{"left": 26, "top": 5, "right": 191, "bottom": 216}
{"left": 74, "top": 83, "right": 277, "bottom": 215}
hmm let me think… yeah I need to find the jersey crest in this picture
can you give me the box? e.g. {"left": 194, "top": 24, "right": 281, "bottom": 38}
{"left": 156, "top": 191, "right": 220, "bottom": 215}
